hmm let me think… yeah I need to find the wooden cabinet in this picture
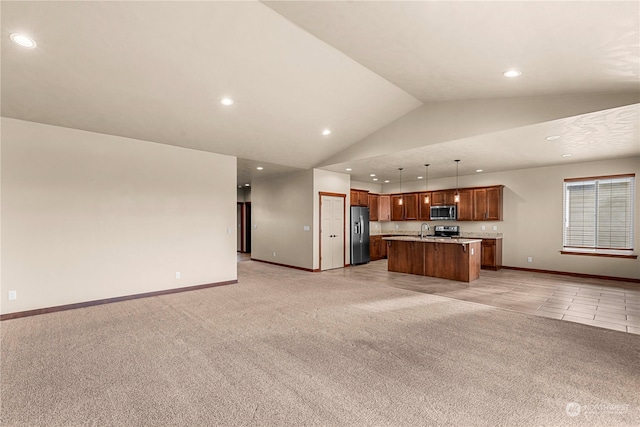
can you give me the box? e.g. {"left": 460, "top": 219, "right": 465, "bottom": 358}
{"left": 403, "top": 193, "right": 419, "bottom": 220}
{"left": 473, "top": 186, "right": 503, "bottom": 221}
{"left": 456, "top": 189, "right": 474, "bottom": 221}
{"left": 370, "top": 235, "right": 387, "bottom": 261}
{"left": 431, "top": 190, "right": 456, "bottom": 206}
{"left": 391, "top": 194, "right": 404, "bottom": 221}
{"left": 388, "top": 239, "right": 481, "bottom": 282}
{"left": 350, "top": 189, "right": 369, "bottom": 207}
{"left": 418, "top": 192, "right": 431, "bottom": 221}
{"left": 481, "top": 238, "right": 503, "bottom": 270}
{"left": 387, "top": 240, "right": 424, "bottom": 275}
{"left": 368, "top": 194, "right": 379, "bottom": 221}
{"left": 390, "top": 193, "right": 418, "bottom": 221}
{"left": 370, "top": 185, "right": 503, "bottom": 222}
{"left": 378, "top": 195, "right": 391, "bottom": 221}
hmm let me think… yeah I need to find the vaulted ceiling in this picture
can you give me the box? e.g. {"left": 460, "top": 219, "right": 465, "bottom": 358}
{"left": 2, "top": 1, "right": 639, "bottom": 187}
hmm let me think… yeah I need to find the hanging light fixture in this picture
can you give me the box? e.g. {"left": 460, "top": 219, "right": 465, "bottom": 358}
{"left": 424, "top": 164, "right": 430, "bottom": 204}
{"left": 398, "top": 168, "right": 403, "bottom": 205}
{"left": 454, "top": 159, "right": 461, "bottom": 203}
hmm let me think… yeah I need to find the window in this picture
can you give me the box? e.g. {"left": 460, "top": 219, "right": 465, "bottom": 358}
{"left": 563, "top": 174, "right": 635, "bottom": 256}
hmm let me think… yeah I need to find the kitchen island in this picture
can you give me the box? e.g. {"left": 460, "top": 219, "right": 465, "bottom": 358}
{"left": 383, "top": 236, "right": 482, "bottom": 282}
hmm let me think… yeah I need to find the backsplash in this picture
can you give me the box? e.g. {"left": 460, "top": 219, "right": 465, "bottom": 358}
{"left": 369, "top": 221, "right": 503, "bottom": 238}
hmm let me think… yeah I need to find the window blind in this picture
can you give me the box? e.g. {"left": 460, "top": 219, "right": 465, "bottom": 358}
{"left": 563, "top": 174, "right": 635, "bottom": 250}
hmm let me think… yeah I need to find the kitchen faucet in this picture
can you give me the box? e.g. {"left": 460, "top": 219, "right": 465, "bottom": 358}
{"left": 420, "top": 222, "right": 430, "bottom": 238}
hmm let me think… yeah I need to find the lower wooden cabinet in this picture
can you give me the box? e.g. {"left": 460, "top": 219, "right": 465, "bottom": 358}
{"left": 370, "top": 235, "right": 387, "bottom": 261}
{"left": 481, "top": 238, "right": 503, "bottom": 270}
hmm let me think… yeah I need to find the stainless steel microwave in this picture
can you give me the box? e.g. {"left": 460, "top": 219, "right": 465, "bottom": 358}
{"left": 430, "top": 205, "right": 457, "bottom": 220}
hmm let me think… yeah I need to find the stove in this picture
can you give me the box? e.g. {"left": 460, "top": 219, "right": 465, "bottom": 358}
{"left": 433, "top": 225, "right": 460, "bottom": 238}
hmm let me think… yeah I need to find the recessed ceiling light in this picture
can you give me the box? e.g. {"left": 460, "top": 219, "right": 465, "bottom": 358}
{"left": 561, "top": 153, "right": 572, "bottom": 157}
{"left": 373, "top": 178, "right": 378, "bottom": 181}
{"left": 417, "top": 176, "right": 423, "bottom": 180}
{"left": 221, "top": 97, "right": 234, "bottom": 106}
{"left": 503, "top": 70, "right": 521, "bottom": 78}
{"left": 322, "top": 129, "right": 332, "bottom": 136}
{"left": 370, "top": 173, "right": 376, "bottom": 177}
{"left": 256, "top": 166, "right": 263, "bottom": 170}
{"left": 546, "top": 135, "right": 560, "bottom": 141}
{"left": 345, "top": 168, "right": 352, "bottom": 171}
{"left": 244, "top": 183, "right": 250, "bottom": 186}
{"left": 10, "top": 33, "right": 36, "bottom": 49}
{"left": 476, "top": 169, "right": 483, "bottom": 173}
{"left": 384, "top": 180, "right": 390, "bottom": 183}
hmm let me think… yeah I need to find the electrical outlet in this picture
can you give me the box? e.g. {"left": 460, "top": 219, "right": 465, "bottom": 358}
{"left": 273, "top": 252, "right": 276, "bottom": 257}
{"left": 176, "top": 272, "right": 181, "bottom": 279}
{"left": 481, "top": 225, "right": 486, "bottom": 231}
{"left": 527, "top": 257, "right": 533, "bottom": 263}
{"left": 493, "top": 226, "right": 498, "bottom": 231}
{"left": 8, "top": 291, "right": 17, "bottom": 300}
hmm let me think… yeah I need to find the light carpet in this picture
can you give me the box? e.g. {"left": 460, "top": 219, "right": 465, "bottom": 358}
{"left": 1, "top": 260, "right": 638, "bottom": 426}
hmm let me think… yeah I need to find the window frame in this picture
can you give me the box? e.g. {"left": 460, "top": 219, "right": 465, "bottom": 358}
{"left": 562, "top": 173, "right": 636, "bottom": 259}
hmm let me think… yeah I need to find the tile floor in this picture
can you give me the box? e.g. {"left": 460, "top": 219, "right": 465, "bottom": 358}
{"left": 358, "top": 260, "right": 640, "bottom": 335}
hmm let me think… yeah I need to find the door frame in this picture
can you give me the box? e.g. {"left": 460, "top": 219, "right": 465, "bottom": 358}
{"left": 319, "top": 192, "right": 347, "bottom": 271}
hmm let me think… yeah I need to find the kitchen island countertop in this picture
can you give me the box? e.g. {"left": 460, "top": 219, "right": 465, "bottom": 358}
{"left": 383, "top": 236, "right": 482, "bottom": 244}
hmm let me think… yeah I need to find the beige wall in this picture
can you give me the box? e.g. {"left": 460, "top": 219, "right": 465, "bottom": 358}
{"left": 376, "top": 157, "right": 640, "bottom": 280}
{"left": 251, "top": 170, "right": 314, "bottom": 269}
{"left": 1, "top": 118, "right": 237, "bottom": 315}
{"left": 312, "top": 169, "right": 351, "bottom": 270}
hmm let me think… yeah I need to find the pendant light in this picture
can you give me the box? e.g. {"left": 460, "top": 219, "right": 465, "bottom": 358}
{"left": 398, "top": 167, "right": 403, "bottom": 205}
{"left": 454, "top": 159, "right": 461, "bottom": 203}
{"left": 424, "top": 164, "right": 430, "bottom": 204}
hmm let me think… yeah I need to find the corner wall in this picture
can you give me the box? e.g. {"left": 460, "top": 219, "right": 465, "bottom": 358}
{"left": 251, "top": 170, "right": 314, "bottom": 269}
{"left": 1, "top": 118, "right": 237, "bottom": 315}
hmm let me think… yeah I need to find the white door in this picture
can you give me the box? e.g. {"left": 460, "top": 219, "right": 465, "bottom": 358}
{"left": 321, "top": 195, "right": 345, "bottom": 270}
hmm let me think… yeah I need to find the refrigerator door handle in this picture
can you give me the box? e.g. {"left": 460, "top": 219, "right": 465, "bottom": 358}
{"left": 359, "top": 215, "right": 364, "bottom": 243}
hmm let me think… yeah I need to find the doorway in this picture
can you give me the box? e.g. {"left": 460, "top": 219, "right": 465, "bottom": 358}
{"left": 237, "top": 202, "right": 252, "bottom": 254}
{"left": 320, "top": 193, "right": 346, "bottom": 271}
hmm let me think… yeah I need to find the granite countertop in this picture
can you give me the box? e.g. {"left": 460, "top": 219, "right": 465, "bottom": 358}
{"left": 371, "top": 230, "right": 502, "bottom": 239}
{"left": 382, "top": 236, "right": 482, "bottom": 244}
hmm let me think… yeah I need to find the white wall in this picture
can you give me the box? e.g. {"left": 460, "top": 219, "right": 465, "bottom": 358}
{"left": 313, "top": 169, "right": 351, "bottom": 270}
{"left": 374, "top": 157, "right": 640, "bottom": 280}
{"left": 1, "top": 118, "right": 237, "bottom": 315}
{"left": 251, "top": 169, "right": 314, "bottom": 269}
{"left": 320, "top": 93, "right": 640, "bottom": 166}
{"left": 350, "top": 180, "right": 382, "bottom": 193}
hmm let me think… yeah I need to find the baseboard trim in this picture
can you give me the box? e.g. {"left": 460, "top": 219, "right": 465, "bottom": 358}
{"left": 0, "top": 280, "right": 237, "bottom": 321}
{"left": 502, "top": 266, "right": 640, "bottom": 284}
{"left": 251, "top": 258, "right": 318, "bottom": 272}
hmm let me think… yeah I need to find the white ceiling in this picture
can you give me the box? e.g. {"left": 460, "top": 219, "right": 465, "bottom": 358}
{"left": 2, "top": 1, "right": 639, "bottom": 187}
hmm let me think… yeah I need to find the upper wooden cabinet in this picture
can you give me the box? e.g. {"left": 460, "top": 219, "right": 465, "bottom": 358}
{"left": 431, "top": 190, "right": 456, "bottom": 206}
{"left": 473, "top": 186, "right": 504, "bottom": 221}
{"left": 391, "top": 195, "right": 404, "bottom": 221}
{"left": 368, "top": 194, "right": 379, "bottom": 221}
{"left": 418, "top": 192, "right": 431, "bottom": 221}
{"left": 378, "top": 195, "right": 391, "bottom": 221}
{"left": 362, "top": 185, "right": 503, "bottom": 222}
{"left": 403, "top": 193, "right": 419, "bottom": 220}
{"left": 390, "top": 193, "right": 419, "bottom": 221}
{"left": 456, "top": 189, "right": 474, "bottom": 221}
{"left": 350, "top": 189, "right": 369, "bottom": 207}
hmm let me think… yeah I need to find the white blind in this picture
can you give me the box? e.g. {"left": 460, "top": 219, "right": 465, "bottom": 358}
{"left": 563, "top": 174, "right": 635, "bottom": 250}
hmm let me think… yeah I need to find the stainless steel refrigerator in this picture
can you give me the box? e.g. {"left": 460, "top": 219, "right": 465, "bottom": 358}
{"left": 350, "top": 206, "right": 370, "bottom": 265}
